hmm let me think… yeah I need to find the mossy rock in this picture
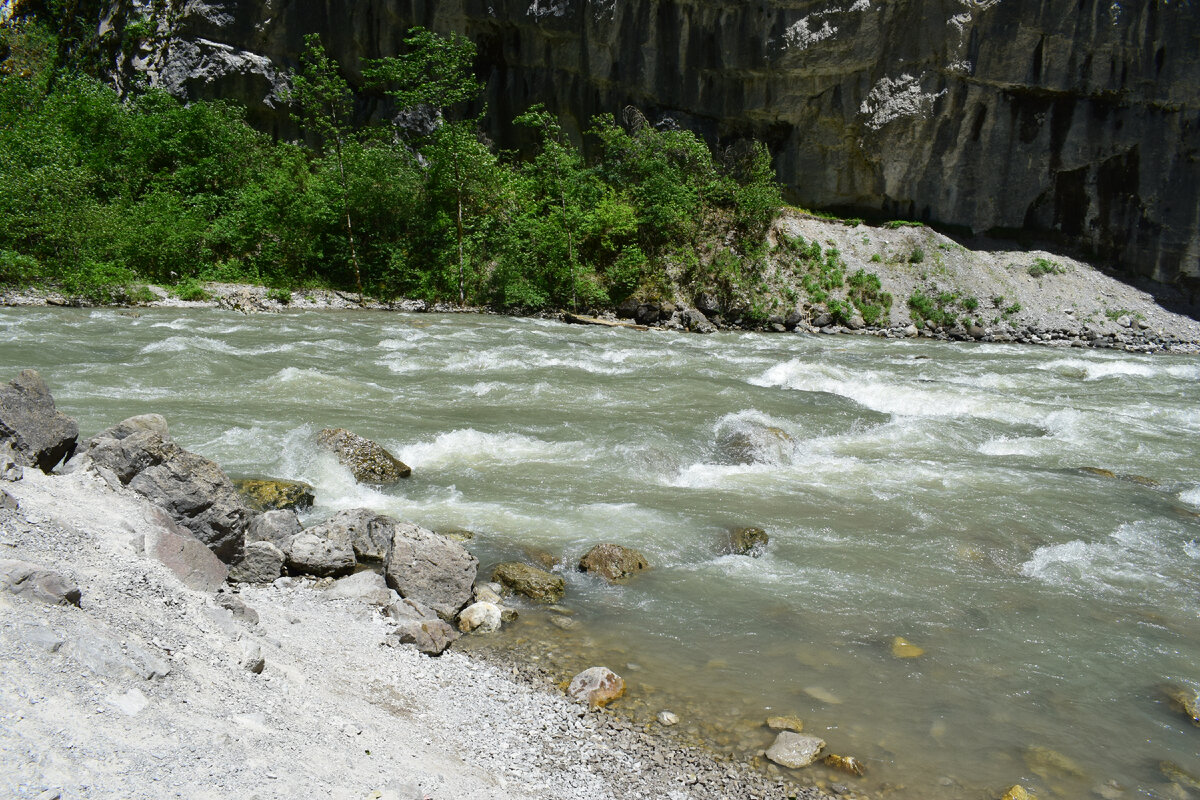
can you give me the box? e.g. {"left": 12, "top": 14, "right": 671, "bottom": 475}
{"left": 234, "top": 478, "right": 315, "bottom": 512}
{"left": 578, "top": 543, "right": 649, "bottom": 582}
{"left": 728, "top": 527, "right": 769, "bottom": 557}
{"left": 492, "top": 562, "right": 565, "bottom": 603}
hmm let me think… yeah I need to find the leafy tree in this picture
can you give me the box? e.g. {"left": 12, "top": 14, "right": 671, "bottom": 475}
{"left": 288, "top": 34, "right": 364, "bottom": 299}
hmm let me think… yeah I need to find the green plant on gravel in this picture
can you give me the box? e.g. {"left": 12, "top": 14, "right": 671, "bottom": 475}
{"left": 909, "top": 247, "right": 925, "bottom": 264}
{"left": 267, "top": 287, "right": 291, "bottom": 304}
{"left": 1004, "top": 301, "right": 1022, "bottom": 316}
{"left": 1027, "top": 257, "right": 1064, "bottom": 278}
{"left": 870, "top": 253, "right": 882, "bottom": 263}
{"left": 963, "top": 296, "right": 979, "bottom": 311}
{"left": 128, "top": 285, "right": 157, "bottom": 305}
{"left": 907, "top": 289, "right": 960, "bottom": 328}
{"left": 884, "top": 220, "right": 925, "bottom": 229}
{"left": 172, "top": 278, "right": 210, "bottom": 301}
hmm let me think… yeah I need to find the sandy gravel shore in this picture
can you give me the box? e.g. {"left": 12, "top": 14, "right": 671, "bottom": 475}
{"left": 0, "top": 466, "right": 831, "bottom": 800}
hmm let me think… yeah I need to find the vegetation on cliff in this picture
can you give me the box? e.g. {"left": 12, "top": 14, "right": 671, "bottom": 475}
{"left": 0, "top": 16, "right": 781, "bottom": 310}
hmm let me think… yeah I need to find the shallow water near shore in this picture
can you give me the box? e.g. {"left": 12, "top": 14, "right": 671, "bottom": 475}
{"left": 4, "top": 306, "right": 1200, "bottom": 798}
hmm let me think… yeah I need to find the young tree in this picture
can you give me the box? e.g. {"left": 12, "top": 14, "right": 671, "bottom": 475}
{"left": 287, "top": 34, "right": 364, "bottom": 301}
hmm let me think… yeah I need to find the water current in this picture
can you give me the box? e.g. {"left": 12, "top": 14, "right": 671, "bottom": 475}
{"left": 4, "top": 307, "right": 1199, "bottom": 798}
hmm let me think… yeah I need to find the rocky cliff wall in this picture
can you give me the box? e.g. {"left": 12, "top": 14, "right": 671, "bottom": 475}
{"left": 107, "top": 0, "right": 1200, "bottom": 285}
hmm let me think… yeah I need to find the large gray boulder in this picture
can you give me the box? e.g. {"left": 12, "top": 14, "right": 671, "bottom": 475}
{"left": 228, "top": 541, "right": 285, "bottom": 584}
{"left": 244, "top": 509, "right": 302, "bottom": 551}
{"left": 286, "top": 526, "right": 356, "bottom": 578}
{"left": 86, "top": 416, "right": 252, "bottom": 563}
{"left": 0, "top": 558, "right": 82, "bottom": 606}
{"left": 0, "top": 370, "right": 78, "bottom": 473}
{"left": 316, "top": 428, "right": 411, "bottom": 484}
{"left": 309, "top": 508, "right": 396, "bottom": 562}
{"left": 383, "top": 522, "right": 477, "bottom": 621}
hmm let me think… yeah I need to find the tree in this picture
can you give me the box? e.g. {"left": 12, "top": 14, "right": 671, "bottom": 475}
{"left": 287, "top": 34, "right": 364, "bottom": 300}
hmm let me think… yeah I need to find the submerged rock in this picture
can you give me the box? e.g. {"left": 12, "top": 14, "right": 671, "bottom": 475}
{"left": 714, "top": 419, "right": 794, "bottom": 465}
{"left": 577, "top": 543, "right": 649, "bottom": 582}
{"left": 491, "top": 562, "right": 565, "bottom": 603}
{"left": 823, "top": 753, "right": 865, "bottom": 776}
{"left": 567, "top": 666, "right": 626, "bottom": 709}
{"left": 766, "top": 715, "right": 805, "bottom": 732}
{"left": 384, "top": 522, "right": 477, "bottom": 621}
{"left": 0, "top": 370, "right": 78, "bottom": 473}
{"left": 1024, "top": 746, "right": 1085, "bottom": 779}
{"left": 316, "top": 428, "right": 410, "bottom": 483}
{"left": 1000, "top": 787, "right": 1033, "bottom": 800}
{"left": 765, "top": 731, "right": 825, "bottom": 769}
{"left": 1163, "top": 684, "right": 1200, "bottom": 726}
{"left": 233, "top": 478, "right": 314, "bottom": 512}
{"left": 891, "top": 636, "right": 925, "bottom": 659}
{"left": 727, "top": 527, "right": 769, "bottom": 557}
{"left": 1161, "top": 761, "right": 1200, "bottom": 791}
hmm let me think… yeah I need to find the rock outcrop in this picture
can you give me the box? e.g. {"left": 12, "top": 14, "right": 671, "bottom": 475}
{"left": 0, "top": 370, "right": 78, "bottom": 473}
{"left": 103, "top": 0, "right": 1200, "bottom": 286}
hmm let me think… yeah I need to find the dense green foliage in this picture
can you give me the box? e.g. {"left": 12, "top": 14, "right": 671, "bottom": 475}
{"left": 0, "top": 17, "right": 782, "bottom": 307}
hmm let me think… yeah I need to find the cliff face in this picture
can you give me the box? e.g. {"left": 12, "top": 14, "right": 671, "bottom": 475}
{"left": 110, "top": 0, "right": 1200, "bottom": 285}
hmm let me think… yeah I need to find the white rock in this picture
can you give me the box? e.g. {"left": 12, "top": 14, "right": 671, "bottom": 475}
{"left": 765, "top": 731, "right": 825, "bottom": 768}
{"left": 457, "top": 601, "right": 501, "bottom": 633}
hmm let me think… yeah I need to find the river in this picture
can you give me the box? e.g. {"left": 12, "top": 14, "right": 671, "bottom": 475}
{"left": 4, "top": 306, "right": 1199, "bottom": 798}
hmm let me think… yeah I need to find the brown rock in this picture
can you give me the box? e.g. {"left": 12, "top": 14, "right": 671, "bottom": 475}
{"left": 727, "top": 527, "right": 769, "bottom": 556}
{"left": 492, "top": 561, "right": 565, "bottom": 603}
{"left": 567, "top": 666, "right": 626, "bottom": 709}
{"left": 578, "top": 543, "right": 649, "bottom": 582}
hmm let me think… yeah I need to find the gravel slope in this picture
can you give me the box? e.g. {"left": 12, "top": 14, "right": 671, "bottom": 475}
{"left": 0, "top": 468, "right": 827, "bottom": 800}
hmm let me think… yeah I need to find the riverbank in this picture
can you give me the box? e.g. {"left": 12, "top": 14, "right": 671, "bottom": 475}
{"left": 4, "top": 213, "right": 1198, "bottom": 354}
{"left": 0, "top": 406, "right": 831, "bottom": 800}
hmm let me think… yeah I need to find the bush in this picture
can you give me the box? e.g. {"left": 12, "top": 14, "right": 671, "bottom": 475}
{"left": 172, "top": 278, "right": 210, "bottom": 301}
{"left": 1028, "top": 257, "right": 1063, "bottom": 278}
{"left": 909, "top": 247, "right": 925, "bottom": 264}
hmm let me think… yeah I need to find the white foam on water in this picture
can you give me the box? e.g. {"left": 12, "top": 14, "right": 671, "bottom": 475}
{"left": 396, "top": 428, "right": 579, "bottom": 469}
{"left": 1019, "top": 522, "right": 1181, "bottom": 596}
{"left": 1180, "top": 486, "right": 1200, "bottom": 507}
{"left": 751, "top": 358, "right": 1037, "bottom": 422}
{"left": 978, "top": 437, "right": 1042, "bottom": 457}
{"left": 139, "top": 335, "right": 295, "bottom": 357}
{"left": 1039, "top": 357, "right": 1157, "bottom": 381}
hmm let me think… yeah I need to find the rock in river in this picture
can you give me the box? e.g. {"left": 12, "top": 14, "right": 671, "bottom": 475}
{"left": 577, "top": 543, "right": 649, "bottom": 582}
{"left": 233, "top": 477, "right": 314, "bottom": 511}
{"left": 491, "top": 562, "right": 565, "bottom": 603}
{"left": 0, "top": 370, "right": 78, "bottom": 473}
{"left": 765, "top": 731, "right": 825, "bottom": 769}
{"left": 727, "top": 527, "right": 769, "bottom": 557}
{"left": 316, "top": 428, "right": 410, "bottom": 483}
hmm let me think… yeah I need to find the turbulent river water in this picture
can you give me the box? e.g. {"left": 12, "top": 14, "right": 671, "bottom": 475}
{"left": 4, "top": 307, "right": 1200, "bottom": 798}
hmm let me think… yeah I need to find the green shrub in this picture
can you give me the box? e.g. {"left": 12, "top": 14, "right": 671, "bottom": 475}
{"left": 909, "top": 247, "right": 925, "bottom": 264}
{"left": 884, "top": 220, "right": 925, "bottom": 229}
{"left": 870, "top": 253, "right": 882, "bottom": 263}
{"left": 0, "top": 250, "right": 42, "bottom": 284}
{"left": 172, "top": 278, "right": 210, "bottom": 301}
{"left": 963, "top": 296, "right": 979, "bottom": 311}
{"left": 267, "top": 287, "right": 291, "bottom": 304}
{"left": 1027, "top": 257, "right": 1063, "bottom": 278}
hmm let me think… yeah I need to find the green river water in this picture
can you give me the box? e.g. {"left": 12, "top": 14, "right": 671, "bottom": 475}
{"left": 4, "top": 307, "right": 1199, "bottom": 799}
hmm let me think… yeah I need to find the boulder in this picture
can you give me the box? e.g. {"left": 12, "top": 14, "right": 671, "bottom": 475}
{"left": 680, "top": 307, "right": 716, "bottom": 334}
{"left": 310, "top": 508, "right": 396, "bottom": 562}
{"left": 457, "top": 601, "right": 501, "bottom": 633}
{"left": 316, "top": 427, "right": 410, "bottom": 483}
{"left": 473, "top": 581, "right": 503, "bottom": 605}
{"left": 694, "top": 291, "right": 721, "bottom": 317}
{"left": 87, "top": 417, "right": 251, "bottom": 563}
{"left": 327, "top": 570, "right": 397, "bottom": 606}
{"left": 228, "top": 541, "right": 285, "bottom": 584}
{"left": 728, "top": 527, "right": 769, "bottom": 557}
{"left": 577, "top": 543, "right": 649, "bottom": 582}
{"left": 142, "top": 508, "right": 228, "bottom": 591}
{"left": 0, "top": 558, "right": 82, "bottom": 606}
{"left": 384, "top": 522, "right": 477, "bottom": 621}
{"left": 491, "top": 562, "right": 565, "bottom": 603}
{"left": 714, "top": 419, "right": 794, "bottom": 465}
{"left": 0, "top": 370, "right": 78, "bottom": 473}
{"left": 384, "top": 597, "right": 459, "bottom": 656}
{"left": 287, "top": 526, "right": 356, "bottom": 578}
{"left": 567, "top": 666, "right": 626, "bottom": 709}
{"left": 233, "top": 478, "right": 314, "bottom": 511}
{"left": 634, "top": 303, "right": 661, "bottom": 325}
{"left": 765, "top": 731, "right": 826, "bottom": 769}
{"left": 244, "top": 509, "right": 302, "bottom": 551}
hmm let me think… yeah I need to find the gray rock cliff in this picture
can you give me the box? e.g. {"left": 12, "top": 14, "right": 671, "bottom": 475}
{"left": 106, "top": 0, "right": 1200, "bottom": 285}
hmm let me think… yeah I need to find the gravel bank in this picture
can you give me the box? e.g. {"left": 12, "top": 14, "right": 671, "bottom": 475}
{"left": 0, "top": 467, "right": 831, "bottom": 800}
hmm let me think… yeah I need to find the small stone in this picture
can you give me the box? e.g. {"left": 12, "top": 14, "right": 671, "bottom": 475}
{"left": 766, "top": 715, "right": 805, "bottom": 732}
{"left": 824, "top": 754, "right": 865, "bottom": 776}
{"left": 765, "top": 731, "right": 825, "bottom": 769}
{"left": 657, "top": 711, "right": 680, "bottom": 726}
{"left": 567, "top": 666, "right": 626, "bottom": 709}
{"left": 891, "top": 636, "right": 925, "bottom": 658}
{"left": 239, "top": 642, "right": 265, "bottom": 674}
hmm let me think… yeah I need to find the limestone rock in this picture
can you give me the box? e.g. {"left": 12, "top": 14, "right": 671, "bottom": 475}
{"left": 228, "top": 541, "right": 285, "bottom": 584}
{"left": 88, "top": 417, "right": 251, "bottom": 563}
{"left": 384, "top": 597, "right": 459, "bottom": 656}
{"left": 657, "top": 711, "right": 679, "bottom": 726}
{"left": 567, "top": 666, "right": 626, "bottom": 709}
{"left": 1, "top": 443, "right": 23, "bottom": 482}
{"left": 309, "top": 508, "right": 396, "bottom": 562}
{"left": 239, "top": 641, "right": 265, "bottom": 674}
{"left": 577, "top": 543, "right": 648, "bottom": 582}
{"left": 244, "top": 509, "right": 302, "bottom": 551}
{"left": 728, "top": 527, "right": 769, "bottom": 557}
{"left": 142, "top": 508, "right": 228, "bottom": 591}
{"left": 214, "top": 593, "right": 259, "bottom": 625}
{"left": 457, "top": 601, "right": 501, "bottom": 633}
{"left": 233, "top": 477, "right": 314, "bottom": 511}
{"left": 286, "top": 527, "right": 356, "bottom": 578}
{"left": 384, "top": 522, "right": 477, "bottom": 621}
{"left": 327, "top": 570, "right": 397, "bottom": 606}
{"left": 473, "top": 581, "right": 503, "bottom": 605}
{"left": 765, "top": 731, "right": 826, "bottom": 769}
{"left": 0, "top": 559, "right": 82, "bottom": 606}
{"left": 491, "top": 562, "right": 565, "bottom": 603}
{"left": 317, "top": 428, "right": 410, "bottom": 483}
{"left": 0, "top": 370, "right": 78, "bottom": 473}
